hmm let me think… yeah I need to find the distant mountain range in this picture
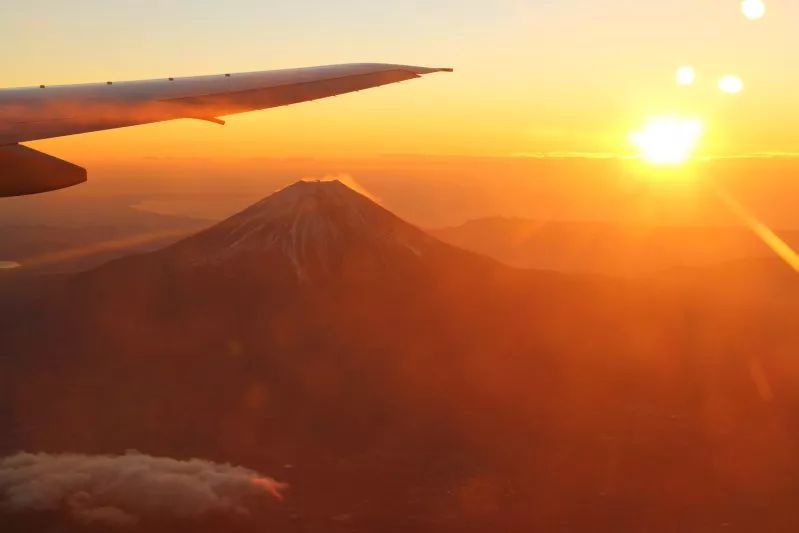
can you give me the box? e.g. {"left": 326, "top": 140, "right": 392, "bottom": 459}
{"left": 6, "top": 191, "right": 796, "bottom": 279}
{"left": 432, "top": 216, "right": 799, "bottom": 277}
{"left": 2, "top": 181, "right": 799, "bottom": 532}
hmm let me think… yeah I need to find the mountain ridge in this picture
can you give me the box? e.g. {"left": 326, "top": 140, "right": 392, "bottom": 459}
{"left": 162, "top": 179, "right": 451, "bottom": 281}
{"left": 4, "top": 180, "right": 799, "bottom": 532}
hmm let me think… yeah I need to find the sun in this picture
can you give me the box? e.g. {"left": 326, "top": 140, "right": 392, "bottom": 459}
{"left": 629, "top": 116, "right": 704, "bottom": 165}
{"left": 741, "top": 0, "right": 766, "bottom": 20}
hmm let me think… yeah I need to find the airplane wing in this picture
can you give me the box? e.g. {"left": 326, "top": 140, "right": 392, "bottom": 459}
{"left": 0, "top": 63, "right": 451, "bottom": 197}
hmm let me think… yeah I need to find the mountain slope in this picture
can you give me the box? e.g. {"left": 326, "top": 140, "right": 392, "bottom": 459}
{"left": 167, "top": 179, "right": 446, "bottom": 279}
{"left": 432, "top": 216, "right": 799, "bottom": 276}
{"left": 3, "top": 181, "right": 799, "bottom": 532}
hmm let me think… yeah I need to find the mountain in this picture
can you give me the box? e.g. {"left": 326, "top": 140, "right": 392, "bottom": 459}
{"left": 3, "top": 181, "right": 799, "bottom": 532}
{"left": 432, "top": 216, "right": 799, "bottom": 277}
{"left": 161, "top": 179, "right": 489, "bottom": 281}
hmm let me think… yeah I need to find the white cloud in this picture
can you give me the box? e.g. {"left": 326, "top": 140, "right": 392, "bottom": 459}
{"left": 0, "top": 451, "right": 286, "bottom": 527}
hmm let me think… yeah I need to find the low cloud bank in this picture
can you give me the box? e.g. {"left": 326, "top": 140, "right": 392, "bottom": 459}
{"left": 0, "top": 451, "right": 286, "bottom": 527}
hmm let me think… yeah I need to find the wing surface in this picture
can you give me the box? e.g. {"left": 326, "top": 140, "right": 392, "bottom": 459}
{"left": 0, "top": 63, "right": 451, "bottom": 197}
{"left": 0, "top": 64, "right": 452, "bottom": 145}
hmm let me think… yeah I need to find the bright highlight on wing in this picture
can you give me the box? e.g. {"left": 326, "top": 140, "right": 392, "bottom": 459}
{"left": 629, "top": 116, "right": 704, "bottom": 165}
{"left": 676, "top": 66, "right": 696, "bottom": 86}
{"left": 741, "top": 0, "right": 766, "bottom": 20}
{"left": 719, "top": 75, "right": 744, "bottom": 94}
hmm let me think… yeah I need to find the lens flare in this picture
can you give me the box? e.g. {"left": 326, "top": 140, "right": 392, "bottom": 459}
{"left": 629, "top": 116, "right": 704, "bottom": 165}
{"left": 719, "top": 75, "right": 744, "bottom": 94}
{"left": 675, "top": 66, "right": 696, "bottom": 86}
{"left": 715, "top": 186, "right": 799, "bottom": 272}
{"left": 741, "top": 0, "right": 766, "bottom": 20}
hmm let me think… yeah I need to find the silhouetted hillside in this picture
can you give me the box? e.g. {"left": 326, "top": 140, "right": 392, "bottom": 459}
{"left": 432, "top": 216, "right": 799, "bottom": 277}
{"left": 3, "top": 181, "right": 799, "bottom": 532}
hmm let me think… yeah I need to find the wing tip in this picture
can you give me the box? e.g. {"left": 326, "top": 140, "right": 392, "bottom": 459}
{"left": 399, "top": 65, "right": 454, "bottom": 76}
{"left": 416, "top": 66, "right": 454, "bottom": 74}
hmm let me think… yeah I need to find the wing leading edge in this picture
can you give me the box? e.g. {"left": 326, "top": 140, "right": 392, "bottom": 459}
{"left": 0, "top": 63, "right": 451, "bottom": 197}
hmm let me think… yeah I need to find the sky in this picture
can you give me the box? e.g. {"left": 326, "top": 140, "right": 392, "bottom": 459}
{"left": 3, "top": 0, "right": 799, "bottom": 162}
{"left": 2, "top": 0, "right": 799, "bottom": 232}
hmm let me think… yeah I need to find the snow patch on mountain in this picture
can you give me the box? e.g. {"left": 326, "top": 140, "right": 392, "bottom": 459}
{"left": 168, "top": 180, "right": 437, "bottom": 280}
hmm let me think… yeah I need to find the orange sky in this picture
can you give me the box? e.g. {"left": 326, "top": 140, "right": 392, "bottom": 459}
{"left": 3, "top": 0, "right": 799, "bottom": 163}
{"left": 9, "top": 154, "right": 791, "bottom": 231}
{"left": 3, "top": 1, "right": 799, "bottom": 230}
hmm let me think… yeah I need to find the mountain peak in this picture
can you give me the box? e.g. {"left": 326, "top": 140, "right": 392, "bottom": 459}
{"left": 255, "top": 178, "right": 358, "bottom": 201}
{"left": 243, "top": 179, "right": 374, "bottom": 217}
{"left": 166, "top": 180, "right": 438, "bottom": 281}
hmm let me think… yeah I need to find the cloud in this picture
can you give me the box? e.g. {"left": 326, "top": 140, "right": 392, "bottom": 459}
{"left": 510, "top": 151, "right": 630, "bottom": 159}
{"left": 699, "top": 152, "right": 799, "bottom": 160}
{"left": 0, "top": 451, "right": 286, "bottom": 527}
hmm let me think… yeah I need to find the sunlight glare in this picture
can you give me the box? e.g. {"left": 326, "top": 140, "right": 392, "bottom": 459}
{"left": 629, "top": 116, "right": 704, "bottom": 165}
{"left": 741, "top": 0, "right": 766, "bottom": 20}
{"left": 676, "top": 66, "right": 696, "bottom": 86}
{"left": 719, "top": 75, "right": 744, "bottom": 94}
{"left": 715, "top": 186, "right": 799, "bottom": 272}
